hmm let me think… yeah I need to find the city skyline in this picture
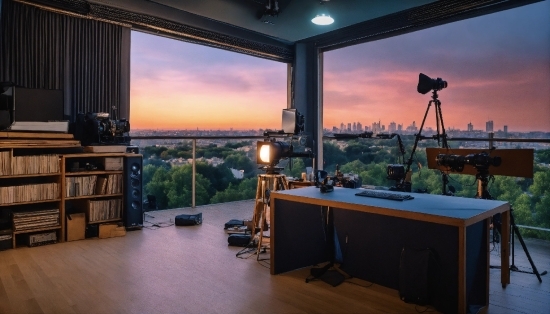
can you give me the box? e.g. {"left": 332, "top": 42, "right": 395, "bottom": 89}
{"left": 130, "top": 1, "right": 550, "bottom": 133}
{"left": 330, "top": 119, "right": 508, "bottom": 134}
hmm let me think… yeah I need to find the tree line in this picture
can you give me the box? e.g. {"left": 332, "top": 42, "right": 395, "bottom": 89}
{"left": 141, "top": 139, "right": 550, "bottom": 240}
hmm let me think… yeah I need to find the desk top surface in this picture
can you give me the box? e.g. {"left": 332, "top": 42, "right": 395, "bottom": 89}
{"left": 272, "top": 186, "right": 509, "bottom": 226}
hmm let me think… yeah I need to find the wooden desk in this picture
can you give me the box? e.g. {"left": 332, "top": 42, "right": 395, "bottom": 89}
{"left": 270, "top": 187, "right": 510, "bottom": 314}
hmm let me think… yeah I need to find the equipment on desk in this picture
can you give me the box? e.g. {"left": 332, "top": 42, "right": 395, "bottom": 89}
{"left": 355, "top": 190, "right": 414, "bottom": 201}
{"left": 315, "top": 170, "right": 334, "bottom": 193}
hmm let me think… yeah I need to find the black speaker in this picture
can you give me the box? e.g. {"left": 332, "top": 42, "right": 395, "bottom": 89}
{"left": 124, "top": 155, "right": 143, "bottom": 229}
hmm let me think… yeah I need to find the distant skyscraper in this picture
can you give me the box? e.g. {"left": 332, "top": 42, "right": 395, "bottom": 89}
{"left": 406, "top": 121, "right": 418, "bottom": 133}
{"left": 389, "top": 122, "right": 397, "bottom": 133}
{"left": 357, "top": 122, "right": 362, "bottom": 132}
{"left": 340, "top": 122, "right": 345, "bottom": 132}
{"left": 397, "top": 124, "right": 403, "bottom": 132}
{"left": 486, "top": 120, "right": 494, "bottom": 132}
{"left": 353, "top": 122, "right": 357, "bottom": 132}
{"left": 372, "top": 121, "right": 382, "bottom": 133}
{"left": 504, "top": 125, "right": 508, "bottom": 135}
{"left": 467, "top": 122, "right": 474, "bottom": 132}
{"left": 347, "top": 123, "right": 352, "bottom": 132}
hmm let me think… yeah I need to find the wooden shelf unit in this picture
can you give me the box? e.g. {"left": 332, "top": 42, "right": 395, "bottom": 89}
{"left": 61, "top": 153, "right": 127, "bottom": 229}
{"left": 0, "top": 145, "right": 65, "bottom": 248}
{"left": 0, "top": 143, "right": 132, "bottom": 249}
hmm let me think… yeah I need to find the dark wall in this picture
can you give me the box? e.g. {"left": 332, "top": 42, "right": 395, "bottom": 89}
{"left": 0, "top": 0, "right": 130, "bottom": 123}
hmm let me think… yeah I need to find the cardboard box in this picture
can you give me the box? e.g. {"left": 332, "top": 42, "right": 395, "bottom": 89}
{"left": 103, "top": 157, "right": 123, "bottom": 171}
{"left": 99, "top": 223, "right": 126, "bottom": 239}
{"left": 66, "top": 213, "right": 86, "bottom": 241}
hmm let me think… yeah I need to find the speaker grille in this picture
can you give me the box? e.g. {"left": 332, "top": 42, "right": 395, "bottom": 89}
{"left": 124, "top": 155, "right": 143, "bottom": 229}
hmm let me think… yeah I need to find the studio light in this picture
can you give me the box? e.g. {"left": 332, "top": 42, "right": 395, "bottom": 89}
{"left": 312, "top": 0, "right": 334, "bottom": 25}
{"left": 256, "top": 141, "right": 292, "bottom": 167}
{"left": 417, "top": 73, "right": 448, "bottom": 94}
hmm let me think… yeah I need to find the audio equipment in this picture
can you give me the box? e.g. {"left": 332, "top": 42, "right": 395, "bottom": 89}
{"left": 27, "top": 231, "right": 57, "bottom": 247}
{"left": 124, "top": 155, "right": 143, "bottom": 230}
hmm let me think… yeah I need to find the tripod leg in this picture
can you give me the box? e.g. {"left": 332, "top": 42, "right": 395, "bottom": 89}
{"left": 501, "top": 210, "right": 510, "bottom": 287}
{"left": 512, "top": 224, "right": 543, "bottom": 282}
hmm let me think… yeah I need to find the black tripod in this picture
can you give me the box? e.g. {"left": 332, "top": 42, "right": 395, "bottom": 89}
{"left": 403, "top": 90, "right": 451, "bottom": 194}
{"left": 476, "top": 168, "right": 546, "bottom": 283}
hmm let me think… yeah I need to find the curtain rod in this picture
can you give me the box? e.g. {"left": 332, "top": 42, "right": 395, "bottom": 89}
{"left": 14, "top": 0, "right": 132, "bottom": 28}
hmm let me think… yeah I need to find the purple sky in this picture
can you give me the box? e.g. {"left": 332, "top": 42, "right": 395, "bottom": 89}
{"left": 131, "top": 1, "right": 550, "bottom": 132}
{"left": 324, "top": 1, "right": 550, "bottom": 132}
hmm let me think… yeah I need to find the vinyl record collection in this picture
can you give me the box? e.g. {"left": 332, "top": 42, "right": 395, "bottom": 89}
{"left": 87, "top": 199, "right": 122, "bottom": 222}
{"left": 12, "top": 209, "right": 60, "bottom": 231}
{"left": 0, "top": 183, "right": 60, "bottom": 205}
{"left": 0, "top": 153, "right": 59, "bottom": 176}
{"left": 65, "top": 174, "right": 122, "bottom": 197}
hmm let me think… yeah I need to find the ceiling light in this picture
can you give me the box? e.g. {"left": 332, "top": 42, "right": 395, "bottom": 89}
{"left": 311, "top": 14, "right": 334, "bottom": 25}
{"left": 312, "top": 0, "right": 334, "bottom": 25}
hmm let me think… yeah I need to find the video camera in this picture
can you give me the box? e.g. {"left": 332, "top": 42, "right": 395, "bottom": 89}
{"left": 436, "top": 152, "right": 501, "bottom": 172}
{"left": 74, "top": 112, "right": 130, "bottom": 146}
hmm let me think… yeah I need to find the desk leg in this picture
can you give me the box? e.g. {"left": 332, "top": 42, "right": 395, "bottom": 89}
{"left": 501, "top": 209, "right": 510, "bottom": 287}
{"left": 458, "top": 226, "right": 466, "bottom": 314}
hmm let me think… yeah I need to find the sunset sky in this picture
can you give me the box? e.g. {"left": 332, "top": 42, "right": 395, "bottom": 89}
{"left": 130, "top": 1, "right": 550, "bottom": 132}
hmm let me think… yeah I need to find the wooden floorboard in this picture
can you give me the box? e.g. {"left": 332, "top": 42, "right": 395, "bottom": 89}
{"left": 0, "top": 199, "right": 548, "bottom": 314}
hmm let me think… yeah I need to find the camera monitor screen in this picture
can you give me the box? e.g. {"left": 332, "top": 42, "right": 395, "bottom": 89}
{"left": 14, "top": 87, "right": 64, "bottom": 122}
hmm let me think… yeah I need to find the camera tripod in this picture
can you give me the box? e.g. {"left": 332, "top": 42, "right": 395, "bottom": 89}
{"left": 404, "top": 89, "right": 451, "bottom": 194}
{"left": 476, "top": 168, "right": 546, "bottom": 283}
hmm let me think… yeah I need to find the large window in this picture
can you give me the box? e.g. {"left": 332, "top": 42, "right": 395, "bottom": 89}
{"left": 130, "top": 31, "right": 287, "bottom": 131}
{"left": 322, "top": 1, "right": 550, "bottom": 239}
{"left": 323, "top": 1, "right": 550, "bottom": 134}
{"left": 129, "top": 31, "right": 288, "bottom": 208}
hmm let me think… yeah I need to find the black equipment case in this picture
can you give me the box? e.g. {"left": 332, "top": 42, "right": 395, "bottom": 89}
{"left": 175, "top": 213, "right": 202, "bottom": 226}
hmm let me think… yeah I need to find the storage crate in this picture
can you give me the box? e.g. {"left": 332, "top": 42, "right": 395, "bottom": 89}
{"left": 103, "top": 157, "right": 123, "bottom": 171}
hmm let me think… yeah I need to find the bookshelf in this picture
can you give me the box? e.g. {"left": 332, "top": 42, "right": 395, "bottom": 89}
{"left": 0, "top": 146, "right": 66, "bottom": 249}
{"left": 61, "top": 153, "right": 127, "bottom": 229}
{"left": 0, "top": 142, "right": 133, "bottom": 249}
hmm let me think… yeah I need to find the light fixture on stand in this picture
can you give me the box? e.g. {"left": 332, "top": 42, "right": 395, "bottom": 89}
{"left": 311, "top": 0, "right": 334, "bottom": 25}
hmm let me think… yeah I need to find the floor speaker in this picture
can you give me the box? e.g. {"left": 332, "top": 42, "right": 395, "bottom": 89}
{"left": 124, "top": 155, "right": 143, "bottom": 229}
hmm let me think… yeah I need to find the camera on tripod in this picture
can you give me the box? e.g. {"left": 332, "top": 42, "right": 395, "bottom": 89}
{"left": 74, "top": 112, "right": 130, "bottom": 146}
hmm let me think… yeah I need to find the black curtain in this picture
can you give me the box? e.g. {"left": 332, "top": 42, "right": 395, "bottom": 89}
{"left": 0, "top": 0, "right": 130, "bottom": 121}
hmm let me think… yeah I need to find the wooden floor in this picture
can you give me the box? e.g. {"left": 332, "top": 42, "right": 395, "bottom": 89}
{"left": 0, "top": 199, "right": 548, "bottom": 314}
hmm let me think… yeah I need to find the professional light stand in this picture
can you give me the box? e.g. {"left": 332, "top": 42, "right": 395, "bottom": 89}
{"left": 401, "top": 90, "right": 451, "bottom": 194}
{"left": 476, "top": 167, "right": 546, "bottom": 283}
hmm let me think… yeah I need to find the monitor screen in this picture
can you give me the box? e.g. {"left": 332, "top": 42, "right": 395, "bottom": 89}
{"left": 14, "top": 87, "right": 64, "bottom": 122}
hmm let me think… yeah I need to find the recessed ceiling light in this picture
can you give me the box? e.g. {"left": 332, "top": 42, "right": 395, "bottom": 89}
{"left": 312, "top": 14, "right": 334, "bottom": 25}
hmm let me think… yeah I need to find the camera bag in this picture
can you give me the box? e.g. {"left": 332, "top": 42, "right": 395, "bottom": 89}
{"left": 228, "top": 234, "right": 251, "bottom": 247}
{"left": 224, "top": 219, "right": 244, "bottom": 229}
